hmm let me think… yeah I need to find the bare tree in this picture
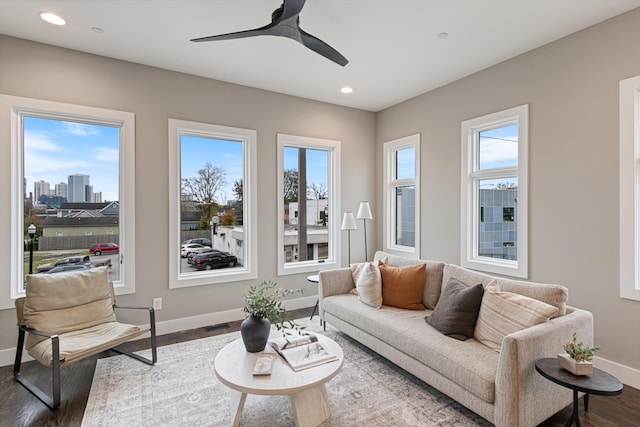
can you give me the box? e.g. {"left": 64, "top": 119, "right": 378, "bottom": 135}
{"left": 307, "top": 182, "right": 327, "bottom": 200}
{"left": 283, "top": 169, "right": 299, "bottom": 203}
{"left": 182, "top": 162, "right": 227, "bottom": 223}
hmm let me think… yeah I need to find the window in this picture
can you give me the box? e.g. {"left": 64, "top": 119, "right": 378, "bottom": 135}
{"left": 277, "top": 134, "right": 340, "bottom": 275}
{"left": 461, "top": 105, "right": 528, "bottom": 278}
{"left": 383, "top": 134, "right": 420, "bottom": 258}
{"left": 619, "top": 75, "right": 640, "bottom": 301}
{"left": 1, "top": 95, "right": 135, "bottom": 308}
{"left": 168, "top": 119, "right": 257, "bottom": 288}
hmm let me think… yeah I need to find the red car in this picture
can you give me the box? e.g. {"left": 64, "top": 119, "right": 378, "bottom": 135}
{"left": 89, "top": 242, "right": 119, "bottom": 256}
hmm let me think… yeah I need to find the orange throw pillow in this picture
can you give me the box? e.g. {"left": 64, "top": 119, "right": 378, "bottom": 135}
{"left": 378, "top": 261, "right": 426, "bottom": 310}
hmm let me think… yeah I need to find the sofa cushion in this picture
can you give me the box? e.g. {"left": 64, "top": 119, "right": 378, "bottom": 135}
{"left": 443, "top": 264, "right": 568, "bottom": 317}
{"left": 474, "top": 280, "right": 559, "bottom": 352}
{"left": 374, "top": 251, "right": 444, "bottom": 309}
{"left": 350, "top": 262, "right": 383, "bottom": 308}
{"left": 378, "top": 261, "right": 426, "bottom": 310}
{"left": 323, "top": 293, "right": 498, "bottom": 403}
{"left": 23, "top": 267, "right": 116, "bottom": 349}
{"left": 426, "top": 279, "right": 484, "bottom": 340}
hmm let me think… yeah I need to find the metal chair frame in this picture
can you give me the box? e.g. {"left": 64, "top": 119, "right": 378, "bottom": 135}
{"left": 14, "top": 304, "right": 157, "bottom": 410}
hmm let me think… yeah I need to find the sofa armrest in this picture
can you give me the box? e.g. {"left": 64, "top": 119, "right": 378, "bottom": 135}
{"left": 493, "top": 307, "right": 594, "bottom": 427}
{"left": 318, "top": 268, "right": 354, "bottom": 321}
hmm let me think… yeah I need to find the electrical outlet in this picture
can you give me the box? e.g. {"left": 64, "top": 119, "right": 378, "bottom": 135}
{"left": 153, "top": 297, "right": 162, "bottom": 310}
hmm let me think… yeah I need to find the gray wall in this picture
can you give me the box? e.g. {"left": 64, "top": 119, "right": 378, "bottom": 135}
{"left": 0, "top": 35, "right": 376, "bottom": 352}
{"left": 376, "top": 9, "right": 640, "bottom": 370}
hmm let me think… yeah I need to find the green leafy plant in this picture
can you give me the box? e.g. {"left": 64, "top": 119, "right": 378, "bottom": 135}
{"left": 243, "top": 280, "right": 304, "bottom": 332}
{"left": 563, "top": 332, "right": 600, "bottom": 363}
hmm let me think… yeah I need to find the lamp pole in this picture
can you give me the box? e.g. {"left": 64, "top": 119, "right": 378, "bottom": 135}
{"left": 210, "top": 216, "right": 219, "bottom": 250}
{"left": 28, "top": 223, "right": 36, "bottom": 274}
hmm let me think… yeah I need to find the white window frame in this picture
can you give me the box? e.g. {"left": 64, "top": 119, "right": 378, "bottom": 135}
{"left": 383, "top": 134, "right": 421, "bottom": 259}
{"left": 168, "top": 119, "right": 257, "bottom": 288}
{"left": 277, "top": 134, "right": 341, "bottom": 276}
{"left": 1, "top": 95, "right": 136, "bottom": 309}
{"left": 461, "top": 105, "right": 528, "bottom": 278}
{"left": 619, "top": 75, "right": 640, "bottom": 301}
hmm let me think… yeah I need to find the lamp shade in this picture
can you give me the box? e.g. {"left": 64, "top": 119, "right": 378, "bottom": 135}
{"left": 341, "top": 212, "right": 357, "bottom": 230}
{"left": 356, "top": 202, "right": 373, "bottom": 220}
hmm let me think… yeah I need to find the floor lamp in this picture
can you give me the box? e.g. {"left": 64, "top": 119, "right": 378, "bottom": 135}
{"left": 341, "top": 212, "right": 357, "bottom": 265}
{"left": 357, "top": 201, "right": 373, "bottom": 262}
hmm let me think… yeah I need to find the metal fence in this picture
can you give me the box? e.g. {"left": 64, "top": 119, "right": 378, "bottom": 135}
{"left": 37, "top": 235, "right": 120, "bottom": 251}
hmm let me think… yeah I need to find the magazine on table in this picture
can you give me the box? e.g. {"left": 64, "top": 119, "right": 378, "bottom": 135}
{"left": 269, "top": 332, "right": 338, "bottom": 371}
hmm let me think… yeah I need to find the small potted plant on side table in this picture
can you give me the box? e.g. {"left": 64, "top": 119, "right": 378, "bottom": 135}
{"left": 241, "top": 280, "right": 304, "bottom": 352}
{"left": 557, "top": 332, "right": 601, "bottom": 375}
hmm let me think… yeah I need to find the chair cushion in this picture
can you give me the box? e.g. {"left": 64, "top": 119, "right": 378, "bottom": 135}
{"left": 350, "top": 262, "right": 383, "bottom": 308}
{"left": 27, "top": 321, "right": 144, "bottom": 366}
{"left": 23, "top": 267, "right": 116, "bottom": 349}
{"left": 426, "top": 279, "right": 484, "bottom": 340}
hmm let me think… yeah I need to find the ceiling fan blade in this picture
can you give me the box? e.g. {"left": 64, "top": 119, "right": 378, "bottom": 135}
{"left": 299, "top": 29, "right": 348, "bottom": 67}
{"left": 280, "top": 0, "right": 306, "bottom": 21}
{"left": 191, "top": 22, "right": 277, "bottom": 43}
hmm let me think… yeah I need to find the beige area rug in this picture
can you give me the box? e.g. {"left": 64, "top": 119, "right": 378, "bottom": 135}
{"left": 82, "top": 318, "right": 492, "bottom": 427}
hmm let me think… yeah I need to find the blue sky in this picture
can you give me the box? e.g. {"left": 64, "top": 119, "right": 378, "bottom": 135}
{"left": 283, "top": 146, "right": 329, "bottom": 189}
{"left": 181, "top": 135, "right": 243, "bottom": 203}
{"left": 479, "top": 124, "right": 518, "bottom": 170}
{"left": 24, "top": 116, "right": 120, "bottom": 201}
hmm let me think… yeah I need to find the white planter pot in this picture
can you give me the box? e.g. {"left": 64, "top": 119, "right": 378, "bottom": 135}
{"left": 557, "top": 353, "right": 593, "bottom": 376}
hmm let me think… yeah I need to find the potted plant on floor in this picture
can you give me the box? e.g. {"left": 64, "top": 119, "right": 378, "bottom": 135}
{"left": 557, "top": 332, "right": 601, "bottom": 375}
{"left": 241, "top": 280, "right": 304, "bottom": 352}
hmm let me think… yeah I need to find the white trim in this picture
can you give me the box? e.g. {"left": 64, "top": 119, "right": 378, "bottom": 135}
{"left": 276, "top": 134, "right": 341, "bottom": 275}
{"left": 0, "top": 95, "right": 135, "bottom": 310}
{"left": 593, "top": 356, "right": 640, "bottom": 390}
{"left": 168, "top": 119, "right": 257, "bottom": 288}
{"left": 461, "top": 105, "right": 528, "bottom": 278}
{"left": 383, "top": 134, "right": 421, "bottom": 259}
{"left": 619, "top": 75, "right": 640, "bottom": 301}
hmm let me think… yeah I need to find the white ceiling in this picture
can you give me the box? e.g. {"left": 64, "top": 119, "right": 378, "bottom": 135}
{"left": 1, "top": 0, "right": 639, "bottom": 112}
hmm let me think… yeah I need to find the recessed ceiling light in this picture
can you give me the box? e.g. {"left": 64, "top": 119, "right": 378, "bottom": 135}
{"left": 341, "top": 86, "right": 353, "bottom": 94}
{"left": 39, "top": 12, "right": 66, "bottom": 26}
{"left": 436, "top": 32, "right": 449, "bottom": 39}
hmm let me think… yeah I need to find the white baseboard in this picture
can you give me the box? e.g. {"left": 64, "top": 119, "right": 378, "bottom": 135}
{"left": 594, "top": 356, "right": 640, "bottom": 390}
{"left": 1, "top": 295, "right": 318, "bottom": 368}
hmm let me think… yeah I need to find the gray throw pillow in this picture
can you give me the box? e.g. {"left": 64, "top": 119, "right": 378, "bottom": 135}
{"left": 425, "top": 278, "right": 484, "bottom": 341}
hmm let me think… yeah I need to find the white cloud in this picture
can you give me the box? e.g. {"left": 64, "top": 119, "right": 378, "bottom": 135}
{"left": 93, "top": 147, "right": 119, "bottom": 163}
{"left": 62, "top": 122, "right": 101, "bottom": 137}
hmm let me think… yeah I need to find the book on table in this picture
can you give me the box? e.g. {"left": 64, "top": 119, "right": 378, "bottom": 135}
{"left": 269, "top": 332, "right": 338, "bottom": 372}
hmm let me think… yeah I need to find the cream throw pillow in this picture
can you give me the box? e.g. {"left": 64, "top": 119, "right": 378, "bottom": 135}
{"left": 350, "top": 262, "right": 383, "bottom": 308}
{"left": 474, "top": 279, "right": 559, "bottom": 352}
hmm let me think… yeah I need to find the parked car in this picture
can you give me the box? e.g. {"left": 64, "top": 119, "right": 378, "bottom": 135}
{"left": 181, "top": 243, "right": 209, "bottom": 258}
{"left": 182, "top": 238, "right": 212, "bottom": 247}
{"left": 37, "top": 255, "right": 112, "bottom": 273}
{"left": 45, "top": 264, "right": 94, "bottom": 274}
{"left": 192, "top": 251, "right": 237, "bottom": 270}
{"left": 187, "top": 248, "right": 219, "bottom": 264}
{"left": 89, "top": 242, "right": 119, "bottom": 256}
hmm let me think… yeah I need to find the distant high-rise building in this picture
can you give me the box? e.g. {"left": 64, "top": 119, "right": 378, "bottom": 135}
{"left": 68, "top": 174, "right": 90, "bottom": 202}
{"left": 92, "top": 191, "right": 102, "bottom": 203}
{"left": 55, "top": 182, "right": 68, "bottom": 198}
{"left": 34, "top": 180, "right": 51, "bottom": 203}
{"left": 85, "top": 185, "right": 94, "bottom": 203}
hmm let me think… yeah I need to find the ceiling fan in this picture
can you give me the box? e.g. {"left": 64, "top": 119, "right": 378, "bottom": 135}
{"left": 191, "top": 0, "right": 348, "bottom": 67}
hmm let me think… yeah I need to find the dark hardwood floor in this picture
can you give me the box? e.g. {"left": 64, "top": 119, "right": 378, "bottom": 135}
{"left": 2, "top": 307, "right": 638, "bottom": 427}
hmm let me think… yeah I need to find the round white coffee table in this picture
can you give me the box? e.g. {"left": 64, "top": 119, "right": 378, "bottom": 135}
{"left": 215, "top": 333, "right": 343, "bottom": 427}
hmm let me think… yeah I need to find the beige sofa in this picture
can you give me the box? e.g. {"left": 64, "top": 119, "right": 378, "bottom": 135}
{"left": 319, "top": 251, "right": 593, "bottom": 427}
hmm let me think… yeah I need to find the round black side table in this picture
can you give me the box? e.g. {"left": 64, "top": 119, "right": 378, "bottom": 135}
{"left": 535, "top": 358, "right": 623, "bottom": 427}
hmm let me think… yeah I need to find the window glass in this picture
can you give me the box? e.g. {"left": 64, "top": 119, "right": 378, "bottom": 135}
{"left": 1, "top": 95, "right": 136, "bottom": 306}
{"left": 478, "top": 178, "right": 518, "bottom": 261}
{"left": 478, "top": 124, "right": 518, "bottom": 170}
{"left": 395, "top": 147, "right": 415, "bottom": 180}
{"left": 168, "top": 119, "right": 257, "bottom": 288}
{"left": 282, "top": 146, "right": 329, "bottom": 264}
{"left": 277, "top": 134, "right": 340, "bottom": 275}
{"left": 179, "top": 135, "right": 243, "bottom": 274}
{"left": 383, "top": 134, "right": 420, "bottom": 258}
{"left": 461, "top": 105, "right": 528, "bottom": 278}
{"left": 24, "top": 117, "right": 120, "bottom": 282}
